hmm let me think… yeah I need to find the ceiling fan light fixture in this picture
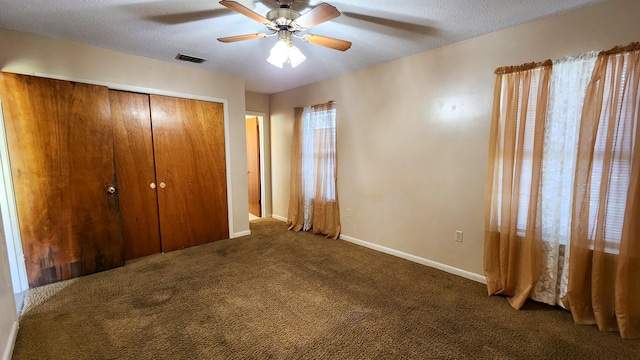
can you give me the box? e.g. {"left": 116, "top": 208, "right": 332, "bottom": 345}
{"left": 288, "top": 44, "right": 306, "bottom": 68}
{"left": 267, "top": 39, "right": 289, "bottom": 68}
{"left": 267, "top": 38, "right": 306, "bottom": 68}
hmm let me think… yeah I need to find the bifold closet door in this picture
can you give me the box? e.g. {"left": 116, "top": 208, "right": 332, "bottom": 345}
{"left": 110, "top": 90, "right": 161, "bottom": 260}
{"left": 150, "top": 95, "right": 229, "bottom": 252}
{"left": 0, "top": 73, "right": 122, "bottom": 287}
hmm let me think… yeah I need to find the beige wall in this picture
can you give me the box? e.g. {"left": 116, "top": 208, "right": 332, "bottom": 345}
{"left": 0, "top": 28, "right": 250, "bottom": 238}
{"left": 245, "top": 92, "right": 270, "bottom": 114}
{"left": 245, "top": 91, "right": 272, "bottom": 217}
{"left": 270, "top": 0, "right": 640, "bottom": 276}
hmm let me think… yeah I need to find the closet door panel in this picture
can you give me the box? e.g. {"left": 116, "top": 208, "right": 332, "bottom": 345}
{"left": 0, "top": 73, "right": 122, "bottom": 287}
{"left": 110, "top": 90, "right": 161, "bottom": 260}
{"left": 150, "top": 95, "right": 228, "bottom": 252}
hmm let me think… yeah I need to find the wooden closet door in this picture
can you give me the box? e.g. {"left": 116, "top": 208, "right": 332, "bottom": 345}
{"left": 0, "top": 73, "right": 122, "bottom": 287}
{"left": 110, "top": 90, "right": 161, "bottom": 260}
{"left": 150, "top": 95, "right": 228, "bottom": 252}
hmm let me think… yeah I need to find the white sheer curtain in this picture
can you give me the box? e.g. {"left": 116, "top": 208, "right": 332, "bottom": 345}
{"left": 530, "top": 52, "right": 598, "bottom": 305}
{"left": 300, "top": 105, "right": 316, "bottom": 231}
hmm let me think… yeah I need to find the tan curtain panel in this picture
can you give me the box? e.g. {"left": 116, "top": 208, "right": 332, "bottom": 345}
{"left": 287, "top": 107, "right": 306, "bottom": 231}
{"left": 287, "top": 102, "right": 341, "bottom": 239}
{"left": 562, "top": 44, "right": 640, "bottom": 339}
{"left": 484, "top": 62, "right": 552, "bottom": 309}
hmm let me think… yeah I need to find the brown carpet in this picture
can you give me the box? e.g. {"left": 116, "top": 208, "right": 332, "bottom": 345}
{"left": 12, "top": 218, "right": 640, "bottom": 359}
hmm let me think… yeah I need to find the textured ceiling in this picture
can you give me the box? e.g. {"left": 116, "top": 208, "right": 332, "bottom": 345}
{"left": 0, "top": 0, "right": 605, "bottom": 94}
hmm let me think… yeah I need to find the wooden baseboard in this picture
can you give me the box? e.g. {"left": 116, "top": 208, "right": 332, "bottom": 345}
{"left": 271, "top": 214, "right": 287, "bottom": 222}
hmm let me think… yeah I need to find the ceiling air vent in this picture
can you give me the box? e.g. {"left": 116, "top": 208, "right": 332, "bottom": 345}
{"left": 175, "top": 53, "right": 206, "bottom": 64}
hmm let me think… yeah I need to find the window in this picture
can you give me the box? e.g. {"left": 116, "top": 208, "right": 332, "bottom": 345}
{"left": 301, "top": 104, "right": 337, "bottom": 202}
{"left": 493, "top": 52, "right": 634, "bottom": 252}
{"left": 288, "top": 101, "right": 340, "bottom": 238}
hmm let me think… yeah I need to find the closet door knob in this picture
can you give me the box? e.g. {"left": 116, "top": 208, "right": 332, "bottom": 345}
{"left": 150, "top": 182, "right": 156, "bottom": 189}
{"left": 159, "top": 182, "right": 166, "bottom": 189}
{"left": 106, "top": 186, "right": 116, "bottom": 194}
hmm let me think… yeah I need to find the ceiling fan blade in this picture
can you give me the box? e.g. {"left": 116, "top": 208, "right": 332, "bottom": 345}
{"left": 302, "top": 34, "right": 351, "bottom": 51}
{"left": 217, "top": 33, "right": 268, "bottom": 43}
{"left": 293, "top": 3, "right": 341, "bottom": 29}
{"left": 219, "top": 0, "right": 271, "bottom": 25}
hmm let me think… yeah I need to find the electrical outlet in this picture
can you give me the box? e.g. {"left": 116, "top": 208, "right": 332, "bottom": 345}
{"left": 455, "top": 230, "right": 463, "bottom": 242}
{"left": 346, "top": 208, "right": 352, "bottom": 218}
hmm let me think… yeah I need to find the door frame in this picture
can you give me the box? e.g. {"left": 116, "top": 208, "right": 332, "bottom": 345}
{"left": 246, "top": 112, "right": 267, "bottom": 218}
{"left": 0, "top": 98, "right": 29, "bottom": 293}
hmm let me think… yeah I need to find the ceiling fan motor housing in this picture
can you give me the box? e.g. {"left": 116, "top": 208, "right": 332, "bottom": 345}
{"left": 267, "top": 8, "right": 302, "bottom": 31}
{"left": 276, "top": 0, "right": 295, "bottom": 8}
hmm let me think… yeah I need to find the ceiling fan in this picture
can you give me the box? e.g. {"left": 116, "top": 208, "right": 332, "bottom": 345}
{"left": 217, "top": 0, "right": 352, "bottom": 68}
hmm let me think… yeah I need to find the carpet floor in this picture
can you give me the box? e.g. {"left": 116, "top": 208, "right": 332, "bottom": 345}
{"left": 12, "top": 218, "right": 640, "bottom": 359}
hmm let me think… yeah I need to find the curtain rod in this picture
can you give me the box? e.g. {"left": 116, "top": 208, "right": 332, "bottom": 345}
{"left": 494, "top": 42, "right": 640, "bottom": 75}
{"left": 494, "top": 60, "right": 552, "bottom": 75}
{"left": 602, "top": 42, "right": 640, "bottom": 55}
{"left": 311, "top": 100, "right": 335, "bottom": 109}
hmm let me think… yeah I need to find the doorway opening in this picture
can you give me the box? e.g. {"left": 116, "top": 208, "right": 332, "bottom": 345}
{"left": 246, "top": 113, "right": 266, "bottom": 221}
